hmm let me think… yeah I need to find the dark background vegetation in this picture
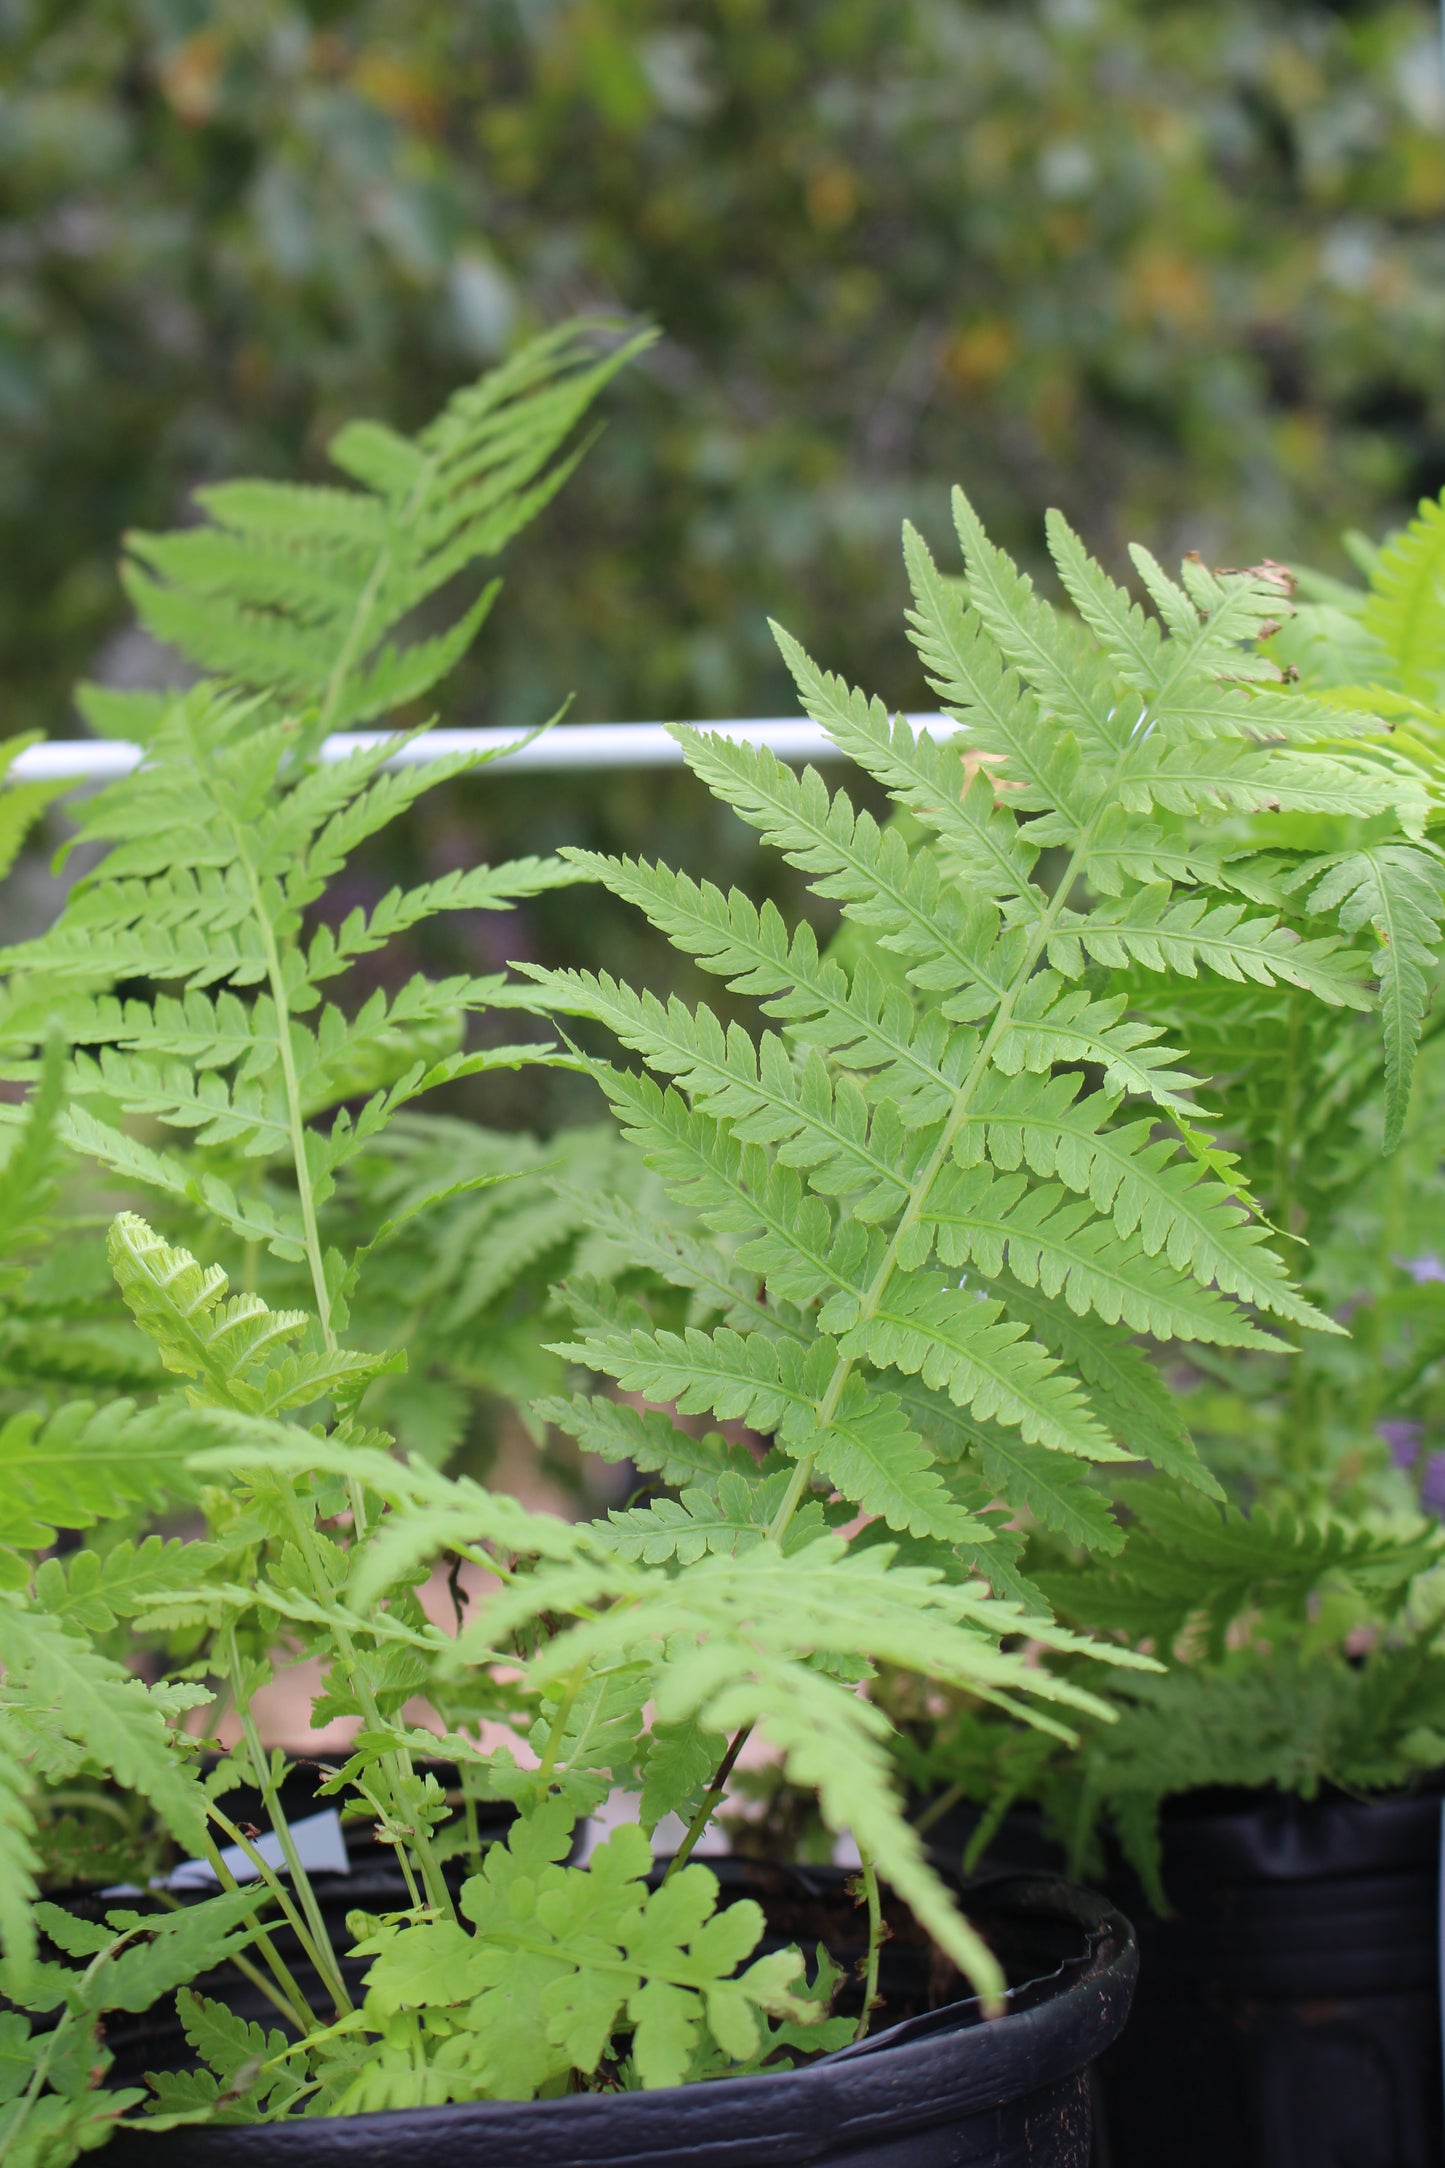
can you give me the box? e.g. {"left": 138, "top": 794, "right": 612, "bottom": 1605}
{"left": 6, "top": 0, "right": 1445, "bottom": 1116}
{"left": 7, "top": 0, "right": 1445, "bottom": 733}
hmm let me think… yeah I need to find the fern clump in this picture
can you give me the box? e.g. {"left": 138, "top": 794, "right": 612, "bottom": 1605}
{"left": 2, "top": 422, "right": 1432, "bottom": 2158}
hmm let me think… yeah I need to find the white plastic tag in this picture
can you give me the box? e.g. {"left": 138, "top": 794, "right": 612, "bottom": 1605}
{"left": 103, "top": 1806, "right": 350, "bottom": 1897}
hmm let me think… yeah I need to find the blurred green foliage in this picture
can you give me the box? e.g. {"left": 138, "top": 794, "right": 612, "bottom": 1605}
{"left": 6, "top": 0, "right": 1445, "bottom": 741}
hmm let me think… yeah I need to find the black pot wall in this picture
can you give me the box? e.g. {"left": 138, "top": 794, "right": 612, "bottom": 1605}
{"left": 928, "top": 1783, "right": 1445, "bottom": 2168}
{"left": 96, "top": 1872, "right": 1135, "bottom": 2168}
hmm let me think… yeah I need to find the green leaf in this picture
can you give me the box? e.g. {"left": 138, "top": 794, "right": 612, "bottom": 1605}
{"left": 1307, "top": 842, "right": 1445, "bottom": 1151}
{"left": 0, "top": 1599, "right": 209, "bottom": 1851}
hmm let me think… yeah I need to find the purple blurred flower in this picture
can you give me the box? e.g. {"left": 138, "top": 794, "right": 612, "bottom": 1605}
{"left": 1401, "top": 1255, "right": 1445, "bottom": 1285}
{"left": 1380, "top": 1419, "right": 1445, "bottom": 1513}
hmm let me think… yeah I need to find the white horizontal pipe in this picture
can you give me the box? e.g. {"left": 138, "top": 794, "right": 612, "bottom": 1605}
{"left": 8, "top": 715, "right": 959, "bottom": 786}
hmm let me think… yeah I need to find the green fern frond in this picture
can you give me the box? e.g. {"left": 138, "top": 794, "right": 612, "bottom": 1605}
{"left": 0, "top": 1718, "right": 43, "bottom": 1972}
{"left": 448, "top": 1537, "right": 1147, "bottom": 2001}
{"left": 0, "top": 1598, "right": 209, "bottom": 1856}
{"left": 1304, "top": 842, "right": 1445, "bottom": 1151}
{"left": 533, "top": 1394, "right": 756, "bottom": 1489}
{"left": 108, "top": 1214, "right": 393, "bottom": 1418}
{"left": 0, "top": 1399, "right": 202, "bottom": 1552}
{"left": 109, "top": 322, "right": 653, "bottom": 732}
{"left": 1044, "top": 1485, "right": 1443, "bottom": 1653}
{"left": 1361, "top": 493, "right": 1445, "bottom": 701}
{"left": 537, "top": 500, "right": 1394, "bottom": 1592}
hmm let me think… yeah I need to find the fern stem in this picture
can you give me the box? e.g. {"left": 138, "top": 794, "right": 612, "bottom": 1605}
{"left": 270, "top": 1490, "right": 458, "bottom": 1925}
{"left": 347, "top": 1772, "right": 426, "bottom": 1913}
{"left": 659, "top": 1724, "right": 753, "bottom": 1884}
{"left": 227, "top": 1633, "right": 353, "bottom": 2014}
{"left": 159, "top": 1869, "right": 313, "bottom": 2034}
{"left": 535, "top": 1664, "right": 587, "bottom": 1794}
{"left": 207, "top": 1802, "right": 352, "bottom": 2019}
{"left": 223, "top": 1944, "right": 313, "bottom": 2033}
{"left": 228, "top": 820, "right": 460, "bottom": 1924}
{"left": 852, "top": 1844, "right": 884, "bottom": 2043}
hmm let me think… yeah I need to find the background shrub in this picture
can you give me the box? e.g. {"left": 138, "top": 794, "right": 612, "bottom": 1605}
{"left": 6, "top": 0, "right": 1445, "bottom": 736}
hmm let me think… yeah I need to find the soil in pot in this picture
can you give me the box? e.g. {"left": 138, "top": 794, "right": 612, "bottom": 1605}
{"left": 89, "top": 1864, "right": 1135, "bottom": 2168}
{"left": 927, "top": 1782, "right": 1445, "bottom": 2168}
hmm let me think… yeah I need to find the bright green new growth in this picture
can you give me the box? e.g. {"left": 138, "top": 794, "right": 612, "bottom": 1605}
{"left": 80, "top": 319, "right": 643, "bottom": 743}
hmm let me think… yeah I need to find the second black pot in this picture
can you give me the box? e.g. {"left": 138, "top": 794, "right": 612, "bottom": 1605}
{"left": 928, "top": 1782, "right": 1445, "bottom": 2168}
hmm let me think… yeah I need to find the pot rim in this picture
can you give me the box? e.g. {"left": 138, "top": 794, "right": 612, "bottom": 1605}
{"left": 103, "top": 1872, "right": 1137, "bottom": 2165}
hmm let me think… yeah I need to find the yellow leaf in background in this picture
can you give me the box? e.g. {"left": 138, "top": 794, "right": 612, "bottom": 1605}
{"left": 158, "top": 33, "right": 226, "bottom": 128}
{"left": 352, "top": 48, "right": 448, "bottom": 134}
{"left": 806, "top": 165, "right": 858, "bottom": 233}
{"left": 943, "top": 320, "right": 1018, "bottom": 396}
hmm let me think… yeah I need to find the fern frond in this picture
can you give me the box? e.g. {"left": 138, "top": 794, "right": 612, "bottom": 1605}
{"left": 533, "top": 500, "right": 1403, "bottom": 1592}
{"left": 1045, "top": 1486, "right": 1443, "bottom": 1653}
{"left": 952, "top": 1069, "right": 1336, "bottom": 1332}
{"left": 533, "top": 1395, "right": 756, "bottom": 1489}
{"left": 112, "top": 322, "right": 653, "bottom": 730}
{"left": 1305, "top": 843, "right": 1445, "bottom": 1150}
{"left": 920, "top": 1163, "right": 1280, "bottom": 1347}
{"left": 0, "top": 1717, "right": 42, "bottom": 1970}
{"left": 449, "top": 1539, "right": 1147, "bottom": 1999}
{"left": 602, "top": 1470, "right": 829, "bottom": 1565}
{"left": 107, "top": 1214, "right": 393, "bottom": 1418}
{"left": 840, "top": 1276, "right": 1125, "bottom": 1462}
{"left": 0, "top": 1598, "right": 209, "bottom": 1853}
{"left": 1362, "top": 493, "right": 1445, "bottom": 701}
{"left": 1047, "top": 887, "right": 1371, "bottom": 1008}
{"left": 0, "top": 1399, "right": 202, "bottom": 1552}
{"left": 528, "top": 972, "right": 913, "bottom": 1212}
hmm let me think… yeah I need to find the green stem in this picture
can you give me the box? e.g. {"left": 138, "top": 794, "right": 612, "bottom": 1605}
{"left": 272, "top": 1488, "right": 458, "bottom": 1924}
{"left": 535, "top": 1665, "right": 587, "bottom": 1794}
{"left": 347, "top": 1774, "right": 424, "bottom": 1913}
{"left": 206, "top": 1805, "right": 350, "bottom": 2018}
{"left": 153, "top": 1880, "right": 310, "bottom": 2034}
{"left": 853, "top": 1846, "right": 884, "bottom": 2043}
{"left": 911, "top": 1779, "right": 966, "bottom": 1840}
{"left": 227, "top": 1629, "right": 352, "bottom": 2013}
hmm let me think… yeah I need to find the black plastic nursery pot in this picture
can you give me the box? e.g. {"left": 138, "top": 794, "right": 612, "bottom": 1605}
{"left": 95, "top": 1867, "right": 1135, "bottom": 2168}
{"left": 1096, "top": 1784, "right": 1445, "bottom": 2168}
{"left": 929, "top": 1782, "right": 1445, "bottom": 2168}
